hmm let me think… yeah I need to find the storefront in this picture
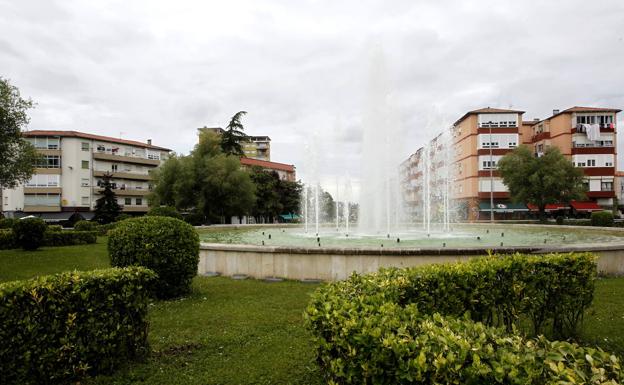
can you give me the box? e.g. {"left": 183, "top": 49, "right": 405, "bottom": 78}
{"left": 478, "top": 202, "right": 529, "bottom": 220}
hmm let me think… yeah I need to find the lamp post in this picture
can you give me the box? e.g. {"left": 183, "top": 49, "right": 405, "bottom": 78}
{"left": 489, "top": 123, "right": 494, "bottom": 223}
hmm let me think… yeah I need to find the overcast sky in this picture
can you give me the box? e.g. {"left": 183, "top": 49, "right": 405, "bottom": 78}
{"left": 2, "top": 0, "right": 623, "bottom": 199}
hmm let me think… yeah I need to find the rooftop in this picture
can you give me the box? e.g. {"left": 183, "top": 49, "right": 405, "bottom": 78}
{"left": 454, "top": 107, "right": 525, "bottom": 126}
{"left": 23, "top": 130, "right": 171, "bottom": 151}
{"left": 240, "top": 157, "right": 295, "bottom": 172}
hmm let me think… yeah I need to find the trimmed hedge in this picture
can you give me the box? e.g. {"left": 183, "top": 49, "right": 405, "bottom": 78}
{"left": 108, "top": 216, "right": 199, "bottom": 299}
{"left": 74, "top": 220, "right": 99, "bottom": 232}
{"left": 47, "top": 224, "right": 63, "bottom": 232}
{"left": 592, "top": 211, "right": 614, "bottom": 227}
{"left": 43, "top": 230, "right": 98, "bottom": 246}
{"left": 0, "top": 218, "right": 17, "bottom": 229}
{"left": 0, "top": 267, "right": 156, "bottom": 384}
{"left": 13, "top": 217, "right": 47, "bottom": 250}
{"left": 305, "top": 253, "right": 622, "bottom": 384}
{"left": 0, "top": 229, "right": 16, "bottom": 250}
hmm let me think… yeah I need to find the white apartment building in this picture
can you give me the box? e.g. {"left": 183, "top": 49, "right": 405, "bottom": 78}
{"left": 1, "top": 130, "right": 170, "bottom": 220}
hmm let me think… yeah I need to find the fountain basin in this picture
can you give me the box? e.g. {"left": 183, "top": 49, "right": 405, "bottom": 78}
{"left": 198, "top": 224, "right": 624, "bottom": 280}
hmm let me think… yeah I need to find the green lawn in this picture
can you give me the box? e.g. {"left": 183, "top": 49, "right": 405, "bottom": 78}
{"left": 0, "top": 240, "right": 623, "bottom": 383}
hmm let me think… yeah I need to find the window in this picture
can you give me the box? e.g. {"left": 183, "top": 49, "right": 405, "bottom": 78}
{"left": 606, "top": 161, "right": 613, "bottom": 167}
{"left": 29, "top": 137, "right": 60, "bottom": 149}
{"left": 24, "top": 193, "right": 60, "bottom": 206}
{"left": 124, "top": 198, "right": 132, "bottom": 205}
{"left": 26, "top": 174, "right": 60, "bottom": 187}
{"left": 35, "top": 155, "right": 60, "bottom": 168}
{"left": 111, "top": 164, "right": 118, "bottom": 172}
{"left": 576, "top": 161, "right": 586, "bottom": 167}
{"left": 602, "top": 182, "right": 614, "bottom": 191}
{"left": 81, "top": 178, "right": 89, "bottom": 187}
{"left": 135, "top": 198, "right": 142, "bottom": 206}
{"left": 147, "top": 150, "right": 160, "bottom": 160}
{"left": 482, "top": 160, "right": 497, "bottom": 169}
{"left": 81, "top": 142, "right": 90, "bottom": 151}
{"left": 81, "top": 160, "right": 89, "bottom": 169}
{"left": 587, "top": 159, "right": 596, "bottom": 167}
{"left": 81, "top": 196, "right": 89, "bottom": 205}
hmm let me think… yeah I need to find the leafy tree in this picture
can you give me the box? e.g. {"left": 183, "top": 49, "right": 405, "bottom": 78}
{"left": 220, "top": 111, "right": 248, "bottom": 156}
{"left": 321, "top": 191, "right": 336, "bottom": 222}
{"left": 250, "top": 167, "right": 282, "bottom": 223}
{"left": 151, "top": 131, "right": 255, "bottom": 224}
{"left": 93, "top": 172, "right": 122, "bottom": 224}
{"left": 278, "top": 179, "right": 303, "bottom": 215}
{"left": 498, "top": 145, "right": 586, "bottom": 221}
{"left": 0, "top": 77, "right": 40, "bottom": 188}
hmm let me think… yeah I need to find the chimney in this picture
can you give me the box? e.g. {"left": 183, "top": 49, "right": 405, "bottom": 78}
{"left": 553, "top": 109, "right": 560, "bottom": 116}
{"left": 147, "top": 139, "right": 152, "bottom": 145}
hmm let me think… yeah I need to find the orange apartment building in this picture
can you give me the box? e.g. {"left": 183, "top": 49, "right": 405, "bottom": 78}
{"left": 400, "top": 106, "right": 620, "bottom": 221}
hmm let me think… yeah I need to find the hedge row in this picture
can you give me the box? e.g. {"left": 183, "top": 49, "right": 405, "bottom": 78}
{"left": 0, "top": 230, "right": 97, "bottom": 249}
{"left": 0, "top": 267, "right": 156, "bottom": 384}
{"left": 305, "top": 253, "right": 622, "bottom": 384}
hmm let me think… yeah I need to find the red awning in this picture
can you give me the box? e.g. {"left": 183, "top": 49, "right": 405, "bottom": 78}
{"left": 527, "top": 203, "right": 568, "bottom": 212}
{"left": 570, "top": 201, "right": 602, "bottom": 212}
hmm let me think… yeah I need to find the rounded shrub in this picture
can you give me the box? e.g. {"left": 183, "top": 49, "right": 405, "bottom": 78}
{"left": 591, "top": 210, "right": 614, "bottom": 227}
{"left": 0, "top": 218, "right": 17, "bottom": 229}
{"left": 47, "top": 224, "right": 63, "bottom": 232}
{"left": 13, "top": 218, "right": 47, "bottom": 250}
{"left": 74, "top": 220, "right": 99, "bottom": 232}
{"left": 146, "top": 206, "right": 182, "bottom": 220}
{"left": 115, "top": 213, "right": 132, "bottom": 222}
{"left": 108, "top": 216, "right": 199, "bottom": 299}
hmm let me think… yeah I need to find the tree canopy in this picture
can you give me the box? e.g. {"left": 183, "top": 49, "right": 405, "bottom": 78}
{"left": 497, "top": 145, "right": 586, "bottom": 220}
{"left": 150, "top": 131, "right": 256, "bottom": 224}
{"left": 220, "top": 111, "right": 248, "bottom": 156}
{"left": 249, "top": 167, "right": 303, "bottom": 223}
{"left": 0, "top": 77, "right": 40, "bottom": 188}
{"left": 93, "top": 172, "right": 122, "bottom": 224}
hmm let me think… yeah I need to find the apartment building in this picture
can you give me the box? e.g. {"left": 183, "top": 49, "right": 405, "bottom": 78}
{"left": 197, "top": 127, "right": 271, "bottom": 161}
{"left": 239, "top": 157, "right": 296, "bottom": 181}
{"left": 1, "top": 130, "right": 170, "bottom": 220}
{"left": 400, "top": 106, "right": 620, "bottom": 221}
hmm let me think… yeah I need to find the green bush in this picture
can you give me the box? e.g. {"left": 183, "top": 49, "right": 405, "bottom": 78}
{"left": 146, "top": 206, "right": 183, "bottom": 220}
{"left": 12, "top": 218, "right": 47, "bottom": 250}
{"left": 0, "top": 229, "right": 16, "bottom": 250}
{"left": 43, "top": 230, "right": 97, "bottom": 246}
{"left": 304, "top": 253, "right": 620, "bottom": 384}
{"left": 184, "top": 211, "right": 205, "bottom": 226}
{"left": 0, "top": 267, "right": 155, "bottom": 384}
{"left": 108, "top": 216, "right": 199, "bottom": 299}
{"left": 116, "top": 213, "right": 133, "bottom": 222}
{"left": 0, "top": 218, "right": 17, "bottom": 229}
{"left": 74, "top": 220, "right": 99, "bottom": 231}
{"left": 47, "top": 224, "right": 62, "bottom": 232}
{"left": 556, "top": 215, "right": 564, "bottom": 225}
{"left": 591, "top": 211, "right": 614, "bottom": 227}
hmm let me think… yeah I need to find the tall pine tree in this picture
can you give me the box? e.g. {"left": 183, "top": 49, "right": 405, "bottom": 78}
{"left": 93, "top": 172, "right": 121, "bottom": 224}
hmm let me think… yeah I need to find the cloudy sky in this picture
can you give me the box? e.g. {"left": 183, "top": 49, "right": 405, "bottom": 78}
{"left": 2, "top": 0, "right": 624, "bottom": 199}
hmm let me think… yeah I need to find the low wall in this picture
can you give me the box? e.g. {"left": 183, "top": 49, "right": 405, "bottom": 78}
{"left": 199, "top": 242, "right": 624, "bottom": 281}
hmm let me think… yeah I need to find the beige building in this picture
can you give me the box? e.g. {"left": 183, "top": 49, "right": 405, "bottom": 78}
{"left": 401, "top": 106, "right": 620, "bottom": 221}
{"left": 242, "top": 136, "right": 271, "bottom": 161}
{"left": 2, "top": 130, "right": 170, "bottom": 220}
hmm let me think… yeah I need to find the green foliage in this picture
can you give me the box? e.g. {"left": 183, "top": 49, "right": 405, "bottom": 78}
{"left": 498, "top": 146, "right": 586, "bottom": 220}
{"left": 0, "top": 218, "right": 17, "bottom": 229}
{"left": 250, "top": 167, "right": 282, "bottom": 221}
{"left": 108, "top": 216, "right": 199, "bottom": 299}
{"left": 74, "top": 220, "right": 99, "bottom": 231}
{"left": 556, "top": 215, "right": 564, "bottom": 225}
{"left": 0, "top": 77, "right": 41, "bottom": 189}
{"left": 151, "top": 131, "right": 255, "bottom": 223}
{"left": 47, "top": 224, "right": 62, "bottom": 232}
{"left": 0, "top": 229, "right": 16, "bottom": 250}
{"left": 220, "top": 111, "right": 248, "bottom": 156}
{"left": 115, "top": 213, "right": 132, "bottom": 222}
{"left": 591, "top": 211, "right": 614, "bottom": 227}
{"left": 184, "top": 211, "right": 206, "bottom": 226}
{"left": 43, "top": 230, "right": 97, "bottom": 246}
{"left": 147, "top": 205, "right": 183, "bottom": 219}
{"left": 93, "top": 172, "right": 122, "bottom": 224}
{"left": 0, "top": 267, "right": 155, "bottom": 384}
{"left": 304, "top": 253, "right": 619, "bottom": 384}
{"left": 12, "top": 217, "right": 46, "bottom": 250}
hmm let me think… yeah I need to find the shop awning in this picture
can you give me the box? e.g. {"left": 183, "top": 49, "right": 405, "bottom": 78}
{"left": 479, "top": 202, "right": 529, "bottom": 212}
{"left": 570, "top": 201, "right": 603, "bottom": 212}
{"left": 527, "top": 203, "right": 568, "bottom": 212}
{"left": 279, "top": 213, "right": 300, "bottom": 220}
{"left": 38, "top": 212, "right": 75, "bottom": 222}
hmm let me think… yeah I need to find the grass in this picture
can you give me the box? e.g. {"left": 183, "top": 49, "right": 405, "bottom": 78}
{"left": 0, "top": 240, "right": 623, "bottom": 383}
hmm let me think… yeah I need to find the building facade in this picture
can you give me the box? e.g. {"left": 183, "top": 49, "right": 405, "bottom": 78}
{"left": 401, "top": 106, "right": 620, "bottom": 221}
{"left": 239, "top": 157, "right": 296, "bottom": 181}
{"left": 242, "top": 136, "right": 271, "bottom": 161}
{"left": 2, "top": 130, "right": 170, "bottom": 220}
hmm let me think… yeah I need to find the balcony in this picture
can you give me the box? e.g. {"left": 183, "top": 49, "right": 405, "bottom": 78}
{"left": 24, "top": 205, "right": 61, "bottom": 213}
{"left": 532, "top": 131, "right": 550, "bottom": 142}
{"left": 477, "top": 192, "right": 510, "bottom": 199}
{"left": 587, "top": 191, "right": 614, "bottom": 198}
{"left": 571, "top": 123, "right": 616, "bottom": 134}
{"left": 93, "top": 187, "right": 150, "bottom": 196}
{"left": 477, "top": 148, "right": 511, "bottom": 156}
{"left": 571, "top": 146, "right": 615, "bottom": 155}
{"left": 93, "top": 151, "right": 161, "bottom": 166}
{"left": 24, "top": 187, "right": 62, "bottom": 194}
{"left": 121, "top": 205, "right": 149, "bottom": 212}
{"left": 93, "top": 170, "right": 152, "bottom": 181}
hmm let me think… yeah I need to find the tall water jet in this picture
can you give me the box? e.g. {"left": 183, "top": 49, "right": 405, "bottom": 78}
{"left": 358, "top": 44, "right": 404, "bottom": 233}
{"left": 303, "top": 187, "right": 309, "bottom": 233}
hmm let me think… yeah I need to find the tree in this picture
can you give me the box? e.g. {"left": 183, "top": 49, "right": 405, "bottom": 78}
{"left": 321, "top": 191, "right": 336, "bottom": 222}
{"left": 250, "top": 167, "right": 282, "bottom": 223}
{"left": 0, "top": 77, "right": 40, "bottom": 188}
{"left": 277, "top": 179, "right": 303, "bottom": 215}
{"left": 498, "top": 145, "right": 586, "bottom": 221}
{"left": 220, "top": 111, "right": 248, "bottom": 156}
{"left": 151, "top": 131, "right": 256, "bottom": 223}
{"left": 93, "top": 172, "right": 122, "bottom": 224}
